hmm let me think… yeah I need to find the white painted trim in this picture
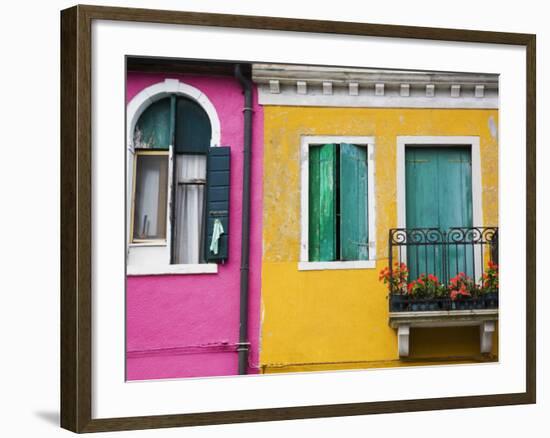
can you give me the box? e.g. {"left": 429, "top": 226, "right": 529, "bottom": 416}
{"left": 298, "top": 260, "right": 376, "bottom": 271}
{"left": 300, "top": 137, "right": 309, "bottom": 262}
{"left": 475, "top": 85, "right": 485, "bottom": 98}
{"left": 256, "top": 86, "right": 498, "bottom": 108}
{"left": 301, "top": 136, "right": 376, "bottom": 147}
{"left": 252, "top": 64, "right": 499, "bottom": 87}
{"left": 300, "top": 135, "right": 376, "bottom": 267}
{"left": 258, "top": 94, "right": 500, "bottom": 109}
{"left": 396, "top": 136, "right": 483, "bottom": 230}
{"left": 425, "top": 84, "right": 435, "bottom": 97}
{"left": 367, "top": 143, "right": 377, "bottom": 260}
{"left": 253, "top": 65, "right": 499, "bottom": 109}
{"left": 397, "top": 325, "right": 410, "bottom": 357}
{"left": 127, "top": 263, "right": 218, "bottom": 276}
{"left": 349, "top": 82, "right": 359, "bottom": 96}
{"left": 128, "top": 242, "right": 168, "bottom": 248}
{"left": 126, "top": 78, "right": 222, "bottom": 148}
{"left": 269, "top": 79, "right": 280, "bottom": 94}
{"left": 126, "top": 147, "right": 135, "bottom": 244}
{"left": 480, "top": 321, "right": 496, "bottom": 353}
{"left": 451, "top": 84, "right": 461, "bottom": 98}
{"left": 389, "top": 309, "right": 499, "bottom": 328}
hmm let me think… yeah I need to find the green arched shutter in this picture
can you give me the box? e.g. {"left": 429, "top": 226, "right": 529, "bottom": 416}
{"left": 175, "top": 97, "right": 212, "bottom": 154}
{"left": 134, "top": 97, "right": 172, "bottom": 149}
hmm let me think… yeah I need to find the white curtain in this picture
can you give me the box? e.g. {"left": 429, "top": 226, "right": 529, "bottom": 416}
{"left": 133, "top": 155, "right": 168, "bottom": 240}
{"left": 174, "top": 155, "right": 207, "bottom": 264}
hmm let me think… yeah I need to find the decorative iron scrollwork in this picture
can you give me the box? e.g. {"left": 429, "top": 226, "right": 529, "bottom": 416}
{"left": 389, "top": 227, "right": 497, "bottom": 245}
{"left": 387, "top": 226, "right": 499, "bottom": 307}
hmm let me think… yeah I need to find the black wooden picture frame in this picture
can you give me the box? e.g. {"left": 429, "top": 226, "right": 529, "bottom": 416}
{"left": 60, "top": 4, "right": 536, "bottom": 433}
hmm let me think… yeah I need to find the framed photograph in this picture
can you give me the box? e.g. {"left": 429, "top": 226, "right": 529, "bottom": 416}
{"left": 60, "top": 4, "right": 536, "bottom": 433}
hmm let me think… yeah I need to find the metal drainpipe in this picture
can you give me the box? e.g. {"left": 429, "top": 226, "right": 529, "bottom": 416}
{"left": 235, "top": 64, "right": 253, "bottom": 375}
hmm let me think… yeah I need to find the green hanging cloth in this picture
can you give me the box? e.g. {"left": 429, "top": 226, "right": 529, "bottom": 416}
{"left": 209, "top": 218, "right": 225, "bottom": 255}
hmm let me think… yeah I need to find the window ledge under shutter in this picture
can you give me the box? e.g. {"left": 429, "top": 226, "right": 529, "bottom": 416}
{"left": 127, "top": 263, "right": 218, "bottom": 276}
{"left": 297, "top": 260, "right": 376, "bottom": 271}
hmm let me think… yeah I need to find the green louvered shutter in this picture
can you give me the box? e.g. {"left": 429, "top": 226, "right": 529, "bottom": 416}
{"left": 204, "top": 146, "right": 230, "bottom": 262}
{"left": 405, "top": 147, "right": 473, "bottom": 280}
{"left": 309, "top": 144, "right": 336, "bottom": 261}
{"left": 340, "top": 143, "right": 369, "bottom": 260}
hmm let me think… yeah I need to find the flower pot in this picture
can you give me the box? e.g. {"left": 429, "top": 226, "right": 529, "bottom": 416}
{"left": 390, "top": 294, "right": 408, "bottom": 312}
{"left": 484, "top": 292, "right": 498, "bottom": 309}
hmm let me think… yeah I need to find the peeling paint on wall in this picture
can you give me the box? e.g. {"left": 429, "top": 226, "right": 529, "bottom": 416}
{"left": 488, "top": 115, "right": 498, "bottom": 139}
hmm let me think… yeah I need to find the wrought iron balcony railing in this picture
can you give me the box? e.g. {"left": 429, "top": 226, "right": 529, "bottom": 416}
{"left": 388, "top": 227, "right": 499, "bottom": 312}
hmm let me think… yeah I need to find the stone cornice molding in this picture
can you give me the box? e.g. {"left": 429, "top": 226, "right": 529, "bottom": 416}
{"left": 252, "top": 64, "right": 498, "bottom": 109}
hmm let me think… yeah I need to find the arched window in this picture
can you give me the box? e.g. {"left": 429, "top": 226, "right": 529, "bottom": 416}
{"left": 130, "top": 93, "right": 229, "bottom": 267}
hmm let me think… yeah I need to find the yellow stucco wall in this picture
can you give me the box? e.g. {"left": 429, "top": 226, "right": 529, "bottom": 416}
{"left": 260, "top": 107, "right": 499, "bottom": 373}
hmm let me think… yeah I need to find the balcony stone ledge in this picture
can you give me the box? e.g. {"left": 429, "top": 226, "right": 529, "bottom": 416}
{"left": 389, "top": 309, "right": 498, "bottom": 357}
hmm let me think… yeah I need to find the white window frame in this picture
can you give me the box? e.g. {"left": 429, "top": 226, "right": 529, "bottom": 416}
{"left": 396, "top": 135, "right": 484, "bottom": 274}
{"left": 298, "top": 135, "right": 376, "bottom": 271}
{"left": 126, "top": 79, "right": 222, "bottom": 276}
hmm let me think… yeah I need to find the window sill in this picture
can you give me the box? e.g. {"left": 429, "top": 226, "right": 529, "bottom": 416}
{"left": 128, "top": 242, "right": 167, "bottom": 247}
{"left": 127, "top": 263, "right": 218, "bottom": 276}
{"left": 297, "top": 260, "right": 376, "bottom": 271}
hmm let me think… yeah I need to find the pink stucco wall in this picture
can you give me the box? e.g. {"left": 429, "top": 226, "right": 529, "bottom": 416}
{"left": 125, "top": 72, "right": 263, "bottom": 380}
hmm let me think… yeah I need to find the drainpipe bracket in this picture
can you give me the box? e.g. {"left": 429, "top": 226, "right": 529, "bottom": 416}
{"left": 236, "top": 342, "right": 251, "bottom": 352}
